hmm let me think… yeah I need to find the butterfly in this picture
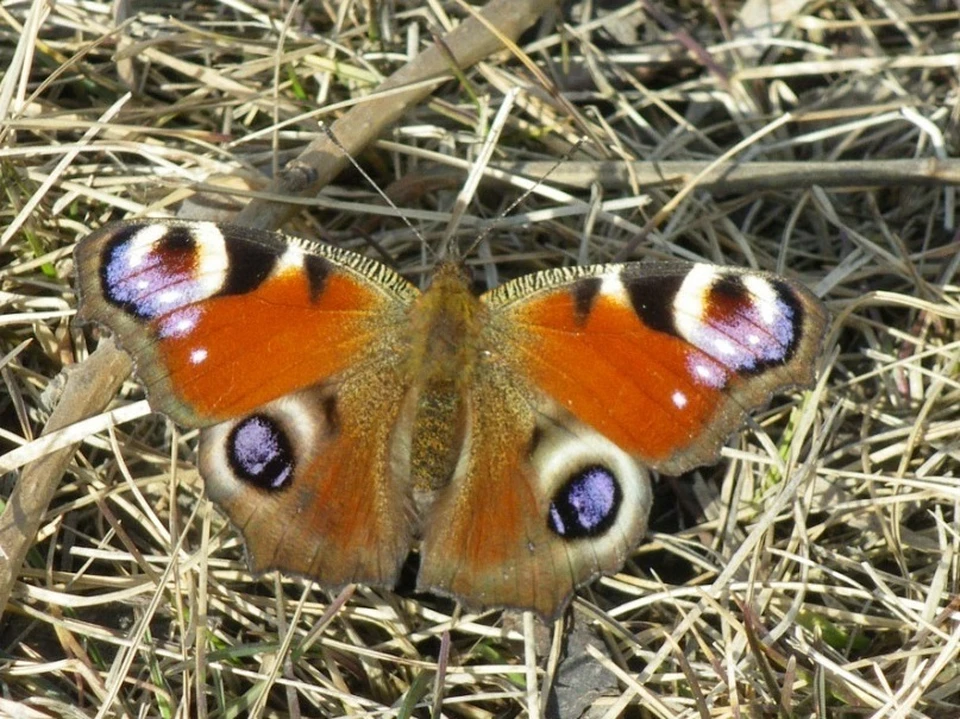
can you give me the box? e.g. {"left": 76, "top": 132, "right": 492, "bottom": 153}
{"left": 74, "top": 219, "right": 827, "bottom": 618}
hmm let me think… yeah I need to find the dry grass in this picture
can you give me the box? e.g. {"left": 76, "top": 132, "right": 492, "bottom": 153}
{"left": 2, "top": 1, "right": 959, "bottom": 717}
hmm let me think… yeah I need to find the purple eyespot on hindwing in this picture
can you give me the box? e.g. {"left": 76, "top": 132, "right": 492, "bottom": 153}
{"left": 227, "top": 414, "right": 295, "bottom": 491}
{"left": 548, "top": 465, "right": 621, "bottom": 539}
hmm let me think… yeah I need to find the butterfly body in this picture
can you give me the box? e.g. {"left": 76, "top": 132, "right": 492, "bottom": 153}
{"left": 75, "top": 219, "right": 827, "bottom": 617}
{"left": 404, "top": 262, "right": 484, "bottom": 494}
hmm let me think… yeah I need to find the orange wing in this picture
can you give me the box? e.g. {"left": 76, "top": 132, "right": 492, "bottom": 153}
{"left": 417, "top": 374, "right": 653, "bottom": 617}
{"left": 486, "top": 262, "right": 827, "bottom": 475}
{"left": 75, "top": 220, "right": 418, "bottom": 426}
{"left": 199, "top": 369, "right": 414, "bottom": 590}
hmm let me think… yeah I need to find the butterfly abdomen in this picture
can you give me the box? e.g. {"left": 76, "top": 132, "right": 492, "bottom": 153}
{"left": 405, "top": 263, "right": 489, "bottom": 494}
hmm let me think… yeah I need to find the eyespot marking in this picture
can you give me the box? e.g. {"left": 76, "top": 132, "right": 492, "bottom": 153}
{"left": 156, "top": 306, "right": 203, "bottom": 339}
{"left": 226, "top": 414, "right": 295, "bottom": 491}
{"left": 547, "top": 465, "right": 622, "bottom": 539}
{"left": 675, "top": 266, "right": 807, "bottom": 379}
{"left": 99, "top": 223, "right": 227, "bottom": 319}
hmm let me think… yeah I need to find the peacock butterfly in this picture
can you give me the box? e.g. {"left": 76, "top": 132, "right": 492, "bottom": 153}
{"left": 74, "top": 219, "right": 827, "bottom": 618}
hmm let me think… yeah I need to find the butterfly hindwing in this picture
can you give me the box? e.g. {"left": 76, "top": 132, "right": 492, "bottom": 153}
{"left": 417, "top": 375, "right": 653, "bottom": 618}
{"left": 74, "top": 220, "right": 418, "bottom": 426}
{"left": 199, "top": 369, "right": 414, "bottom": 589}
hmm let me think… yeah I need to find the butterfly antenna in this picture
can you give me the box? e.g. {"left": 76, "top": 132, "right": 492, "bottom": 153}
{"left": 320, "top": 123, "right": 434, "bottom": 262}
{"left": 461, "top": 134, "right": 587, "bottom": 261}
{"left": 438, "top": 87, "right": 519, "bottom": 263}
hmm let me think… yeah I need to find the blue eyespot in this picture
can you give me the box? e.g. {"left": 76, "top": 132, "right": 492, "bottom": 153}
{"left": 548, "top": 465, "right": 621, "bottom": 539}
{"left": 227, "top": 414, "right": 294, "bottom": 491}
{"left": 100, "top": 226, "right": 201, "bottom": 319}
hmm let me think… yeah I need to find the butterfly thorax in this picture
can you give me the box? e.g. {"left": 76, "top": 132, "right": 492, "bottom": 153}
{"left": 404, "top": 262, "right": 487, "bottom": 495}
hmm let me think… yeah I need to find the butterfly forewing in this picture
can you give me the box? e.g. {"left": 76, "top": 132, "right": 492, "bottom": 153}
{"left": 484, "top": 261, "right": 827, "bottom": 475}
{"left": 75, "top": 220, "right": 418, "bottom": 426}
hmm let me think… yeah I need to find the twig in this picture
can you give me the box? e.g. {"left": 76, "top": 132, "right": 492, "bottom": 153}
{"left": 491, "top": 158, "right": 960, "bottom": 192}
